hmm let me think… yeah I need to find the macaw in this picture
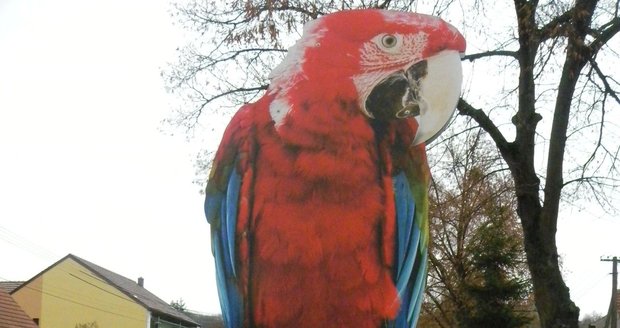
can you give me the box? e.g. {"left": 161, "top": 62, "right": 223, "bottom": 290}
{"left": 205, "top": 9, "right": 465, "bottom": 328}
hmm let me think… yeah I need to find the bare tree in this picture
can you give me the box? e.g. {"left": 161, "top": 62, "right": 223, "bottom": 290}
{"left": 455, "top": 1, "right": 620, "bottom": 327}
{"left": 420, "top": 128, "right": 534, "bottom": 328}
{"left": 164, "top": 1, "right": 620, "bottom": 327}
{"left": 163, "top": 0, "right": 417, "bottom": 129}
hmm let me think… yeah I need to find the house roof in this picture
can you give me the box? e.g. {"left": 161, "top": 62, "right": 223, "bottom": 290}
{"left": 0, "top": 281, "right": 24, "bottom": 293}
{"left": 579, "top": 291, "right": 620, "bottom": 328}
{"left": 12, "top": 254, "right": 198, "bottom": 327}
{"left": 0, "top": 289, "right": 38, "bottom": 328}
{"left": 71, "top": 255, "right": 198, "bottom": 326}
{"left": 185, "top": 312, "right": 225, "bottom": 328}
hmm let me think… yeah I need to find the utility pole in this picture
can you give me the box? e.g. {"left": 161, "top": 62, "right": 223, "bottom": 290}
{"left": 602, "top": 256, "right": 618, "bottom": 328}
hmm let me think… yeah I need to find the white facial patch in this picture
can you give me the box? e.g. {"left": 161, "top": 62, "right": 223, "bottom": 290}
{"left": 269, "top": 97, "right": 291, "bottom": 127}
{"left": 412, "top": 50, "right": 463, "bottom": 145}
{"left": 359, "top": 32, "right": 427, "bottom": 70}
{"left": 353, "top": 32, "right": 428, "bottom": 117}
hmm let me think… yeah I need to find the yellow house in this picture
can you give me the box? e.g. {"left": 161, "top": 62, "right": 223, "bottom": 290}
{"left": 11, "top": 254, "right": 198, "bottom": 328}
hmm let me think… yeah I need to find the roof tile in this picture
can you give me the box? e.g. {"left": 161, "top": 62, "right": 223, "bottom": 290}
{"left": 0, "top": 289, "right": 38, "bottom": 328}
{"left": 0, "top": 281, "right": 24, "bottom": 293}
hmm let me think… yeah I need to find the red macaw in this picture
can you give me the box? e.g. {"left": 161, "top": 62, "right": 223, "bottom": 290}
{"left": 205, "top": 9, "right": 465, "bottom": 328}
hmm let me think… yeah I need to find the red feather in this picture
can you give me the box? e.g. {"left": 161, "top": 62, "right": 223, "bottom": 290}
{"left": 229, "top": 93, "right": 401, "bottom": 327}
{"left": 208, "top": 9, "right": 466, "bottom": 327}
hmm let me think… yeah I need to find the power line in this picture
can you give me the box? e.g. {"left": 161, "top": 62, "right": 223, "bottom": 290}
{"left": 0, "top": 224, "right": 58, "bottom": 260}
{"left": 69, "top": 271, "right": 139, "bottom": 304}
{"left": 2, "top": 263, "right": 146, "bottom": 321}
{"left": 1, "top": 244, "right": 185, "bottom": 323}
{"left": 573, "top": 272, "right": 610, "bottom": 301}
{"left": 15, "top": 283, "right": 145, "bottom": 322}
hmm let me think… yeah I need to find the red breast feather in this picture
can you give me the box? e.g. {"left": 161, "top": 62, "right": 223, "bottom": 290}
{"left": 239, "top": 9, "right": 464, "bottom": 327}
{"left": 247, "top": 93, "right": 399, "bottom": 327}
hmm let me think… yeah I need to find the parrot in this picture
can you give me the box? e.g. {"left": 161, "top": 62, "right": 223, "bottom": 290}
{"left": 205, "top": 9, "right": 465, "bottom": 328}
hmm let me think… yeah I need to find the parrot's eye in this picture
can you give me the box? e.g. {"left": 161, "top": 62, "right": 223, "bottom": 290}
{"left": 381, "top": 34, "right": 398, "bottom": 48}
{"left": 373, "top": 34, "right": 402, "bottom": 53}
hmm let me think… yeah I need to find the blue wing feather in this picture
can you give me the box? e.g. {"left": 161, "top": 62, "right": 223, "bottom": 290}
{"left": 205, "top": 193, "right": 223, "bottom": 224}
{"left": 396, "top": 227, "right": 420, "bottom": 292}
{"left": 408, "top": 251, "right": 428, "bottom": 324}
{"left": 391, "top": 171, "right": 427, "bottom": 328}
{"left": 224, "top": 170, "right": 241, "bottom": 277}
{"left": 205, "top": 167, "right": 243, "bottom": 328}
{"left": 394, "top": 177, "right": 413, "bottom": 275}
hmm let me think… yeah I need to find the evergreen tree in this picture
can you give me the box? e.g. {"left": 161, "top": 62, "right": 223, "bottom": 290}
{"left": 420, "top": 131, "right": 534, "bottom": 328}
{"left": 170, "top": 298, "right": 187, "bottom": 313}
{"left": 460, "top": 213, "right": 531, "bottom": 328}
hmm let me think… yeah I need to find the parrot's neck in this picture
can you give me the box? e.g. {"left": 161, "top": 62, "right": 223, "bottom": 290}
{"left": 268, "top": 83, "right": 419, "bottom": 157}
{"left": 275, "top": 96, "right": 375, "bottom": 149}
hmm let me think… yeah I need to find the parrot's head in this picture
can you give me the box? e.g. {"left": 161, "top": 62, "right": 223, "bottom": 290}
{"left": 268, "top": 9, "right": 465, "bottom": 145}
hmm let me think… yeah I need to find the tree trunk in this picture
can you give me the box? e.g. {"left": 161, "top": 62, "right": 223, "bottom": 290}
{"left": 522, "top": 212, "right": 580, "bottom": 328}
{"left": 515, "top": 186, "right": 580, "bottom": 328}
{"left": 499, "top": 1, "right": 601, "bottom": 326}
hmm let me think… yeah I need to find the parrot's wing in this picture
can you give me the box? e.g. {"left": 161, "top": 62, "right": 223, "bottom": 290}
{"left": 390, "top": 161, "right": 429, "bottom": 328}
{"left": 204, "top": 106, "right": 254, "bottom": 328}
{"left": 205, "top": 169, "right": 243, "bottom": 327}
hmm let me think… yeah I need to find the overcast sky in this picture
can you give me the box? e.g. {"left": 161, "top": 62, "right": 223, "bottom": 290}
{"left": 1, "top": 0, "right": 619, "bottom": 319}
{"left": 0, "top": 0, "right": 221, "bottom": 314}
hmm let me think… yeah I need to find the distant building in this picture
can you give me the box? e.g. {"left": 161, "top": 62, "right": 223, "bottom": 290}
{"left": 10, "top": 254, "right": 198, "bottom": 328}
{"left": 185, "top": 311, "right": 224, "bottom": 328}
{"left": 0, "top": 280, "right": 25, "bottom": 293}
{"left": 580, "top": 292, "right": 620, "bottom": 328}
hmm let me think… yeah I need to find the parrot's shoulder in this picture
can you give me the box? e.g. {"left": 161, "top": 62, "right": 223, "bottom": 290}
{"left": 206, "top": 99, "right": 271, "bottom": 196}
{"left": 223, "top": 95, "right": 274, "bottom": 138}
{"left": 215, "top": 100, "right": 267, "bottom": 154}
{"left": 223, "top": 104, "right": 257, "bottom": 139}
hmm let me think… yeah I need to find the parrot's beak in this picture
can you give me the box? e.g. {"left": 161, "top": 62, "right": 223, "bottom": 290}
{"left": 411, "top": 50, "right": 463, "bottom": 145}
{"left": 364, "top": 50, "right": 462, "bottom": 146}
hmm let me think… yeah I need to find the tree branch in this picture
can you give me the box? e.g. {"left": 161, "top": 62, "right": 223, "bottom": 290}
{"left": 588, "top": 16, "right": 620, "bottom": 56}
{"left": 209, "top": 85, "right": 268, "bottom": 103}
{"left": 456, "top": 99, "right": 512, "bottom": 159}
{"left": 254, "top": 3, "right": 325, "bottom": 19}
{"left": 203, "top": 48, "right": 287, "bottom": 68}
{"left": 377, "top": 0, "right": 392, "bottom": 9}
{"left": 543, "top": 0, "right": 599, "bottom": 226}
{"left": 537, "top": 9, "right": 573, "bottom": 42}
{"left": 589, "top": 59, "right": 620, "bottom": 105}
{"left": 462, "top": 50, "right": 519, "bottom": 62}
{"left": 423, "top": 289, "right": 451, "bottom": 328}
